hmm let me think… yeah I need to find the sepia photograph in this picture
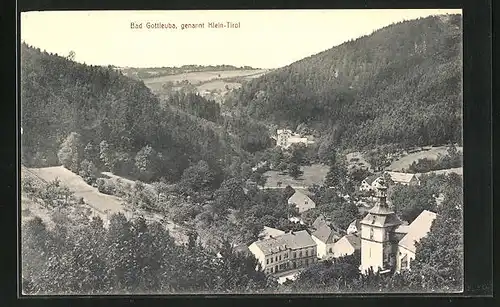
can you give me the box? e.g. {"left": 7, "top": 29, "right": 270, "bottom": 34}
{"left": 20, "top": 9, "right": 463, "bottom": 295}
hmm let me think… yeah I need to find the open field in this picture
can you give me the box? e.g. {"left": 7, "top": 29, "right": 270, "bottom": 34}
{"left": 26, "top": 166, "right": 127, "bottom": 216}
{"left": 196, "top": 80, "right": 242, "bottom": 92}
{"left": 416, "top": 167, "right": 463, "bottom": 178}
{"left": 387, "top": 146, "right": 463, "bottom": 171}
{"left": 22, "top": 166, "right": 189, "bottom": 244}
{"left": 143, "top": 69, "right": 269, "bottom": 90}
{"left": 263, "top": 164, "right": 329, "bottom": 188}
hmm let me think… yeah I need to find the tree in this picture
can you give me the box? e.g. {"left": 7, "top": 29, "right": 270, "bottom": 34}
{"left": 324, "top": 155, "right": 349, "bottom": 192}
{"left": 135, "top": 145, "right": 159, "bottom": 182}
{"left": 57, "top": 132, "right": 84, "bottom": 173}
{"left": 78, "top": 159, "right": 99, "bottom": 185}
{"left": 179, "top": 160, "right": 216, "bottom": 194}
{"left": 288, "top": 163, "right": 303, "bottom": 179}
{"left": 152, "top": 178, "right": 170, "bottom": 204}
{"left": 390, "top": 184, "right": 436, "bottom": 223}
{"left": 407, "top": 175, "right": 463, "bottom": 291}
{"left": 288, "top": 143, "right": 307, "bottom": 165}
{"left": 84, "top": 141, "right": 100, "bottom": 166}
{"left": 250, "top": 172, "right": 267, "bottom": 188}
{"left": 99, "top": 140, "right": 114, "bottom": 171}
{"left": 213, "top": 178, "right": 249, "bottom": 216}
{"left": 282, "top": 185, "right": 296, "bottom": 200}
{"left": 67, "top": 50, "right": 76, "bottom": 61}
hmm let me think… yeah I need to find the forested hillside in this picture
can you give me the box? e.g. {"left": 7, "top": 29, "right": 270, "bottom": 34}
{"left": 224, "top": 14, "right": 462, "bottom": 150}
{"left": 20, "top": 43, "right": 246, "bottom": 183}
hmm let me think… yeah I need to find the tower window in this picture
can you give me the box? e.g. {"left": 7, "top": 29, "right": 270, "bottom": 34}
{"left": 370, "top": 228, "right": 374, "bottom": 240}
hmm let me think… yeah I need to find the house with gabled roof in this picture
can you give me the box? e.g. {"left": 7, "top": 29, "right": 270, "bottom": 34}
{"left": 396, "top": 210, "right": 437, "bottom": 272}
{"left": 311, "top": 224, "right": 342, "bottom": 259}
{"left": 347, "top": 219, "right": 362, "bottom": 234}
{"left": 288, "top": 190, "right": 316, "bottom": 213}
{"left": 385, "top": 171, "right": 420, "bottom": 186}
{"left": 360, "top": 174, "right": 384, "bottom": 192}
{"left": 248, "top": 230, "right": 318, "bottom": 275}
{"left": 332, "top": 233, "right": 361, "bottom": 258}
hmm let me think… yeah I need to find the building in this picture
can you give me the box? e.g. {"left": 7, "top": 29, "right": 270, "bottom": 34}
{"left": 259, "top": 226, "right": 286, "bottom": 240}
{"left": 332, "top": 233, "right": 361, "bottom": 258}
{"left": 288, "top": 216, "right": 305, "bottom": 225}
{"left": 359, "top": 174, "right": 384, "bottom": 192}
{"left": 385, "top": 171, "right": 420, "bottom": 186}
{"left": 248, "top": 230, "right": 318, "bottom": 275}
{"left": 395, "top": 210, "right": 437, "bottom": 272}
{"left": 288, "top": 191, "right": 316, "bottom": 213}
{"left": 359, "top": 179, "right": 404, "bottom": 274}
{"left": 311, "top": 214, "right": 329, "bottom": 230}
{"left": 347, "top": 219, "right": 362, "bottom": 234}
{"left": 311, "top": 224, "right": 341, "bottom": 259}
{"left": 276, "top": 129, "right": 312, "bottom": 149}
{"left": 358, "top": 178, "right": 438, "bottom": 274}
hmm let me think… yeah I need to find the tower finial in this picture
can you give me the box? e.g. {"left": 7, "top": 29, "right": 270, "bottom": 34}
{"left": 374, "top": 179, "right": 388, "bottom": 207}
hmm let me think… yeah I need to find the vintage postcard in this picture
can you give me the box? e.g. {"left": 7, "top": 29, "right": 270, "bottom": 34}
{"left": 20, "top": 9, "right": 463, "bottom": 295}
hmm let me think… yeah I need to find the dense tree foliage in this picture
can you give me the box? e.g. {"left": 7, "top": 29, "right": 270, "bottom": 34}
{"left": 21, "top": 213, "right": 273, "bottom": 294}
{"left": 21, "top": 43, "right": 245, "bottom": 183}
{"left": 288, "top": 173, "right": 463, "bottom": 293}
{"left": 224, "top": 15, "right": 462, "bottom": 151}
{"left": 167, "top": 92, "right": 221, "bottom": 123}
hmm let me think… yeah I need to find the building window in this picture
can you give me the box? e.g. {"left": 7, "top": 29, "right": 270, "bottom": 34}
{"left": 370, "top": 228, "right": 374, "bottom": 240}
{"left": 266, "top": 259, "right": 269, "bottom": 265}
{"left": 305, "top": 250, "right": 308, "bottom": 256}
{"left": 329, "top": 248, "right": 332, "bottom": 253}
{"left": 279, "top": 255, "right": 282, "bottom": 261}
{"left": 270, "top": 257, "right": 273, "bottom": 263}
{"left": 275, "top": 256, "right": 278, "bottom": 262}
{"left": 369, "top": 248, "right": 371, "bottom": 258}
{"left": 401, "top": 256, "right": 408, "bottom": 269}
{"left": 306, "top": 259, "right": 309, "bottom": 265}
{"left": 299, "top": 251, "right": 302, "bottom": 257}
{"left": 293, "top": 252, "right": 296, "bottom": 258}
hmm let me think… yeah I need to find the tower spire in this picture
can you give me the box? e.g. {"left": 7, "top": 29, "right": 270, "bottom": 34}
{"left": 369, "top": 178, "right": 392, "bottom": 214}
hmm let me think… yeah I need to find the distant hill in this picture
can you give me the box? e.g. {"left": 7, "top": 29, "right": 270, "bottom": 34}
{"left": 119, "top": 64, "right": 262, "bottom": 80}
{"left": 141, "top": 68, "right": 270, "bottom": 103}
{"left": 20, "top": 43, "right": 246, "bottom": 182}
{"left": 223, "top": 14, "right": 463, "bottom": 153}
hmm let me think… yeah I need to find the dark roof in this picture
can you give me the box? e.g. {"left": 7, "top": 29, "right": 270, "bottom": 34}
{"left": 349, "top": 219, "right": 362, "bottom": 230}
{"left": 363, "top": 174, "right": 382, "bottom": 185}
{"left": 361, "top": 211, "right": 403, "bottom": 228}
{"left": 344, "top": 234, "right": 361, "bottom": 250}
{"left": 312, "top": 224, "right": 341, "bottom": 244}
{"left": 312, "top": 215, "right": 327, "bottom": 230}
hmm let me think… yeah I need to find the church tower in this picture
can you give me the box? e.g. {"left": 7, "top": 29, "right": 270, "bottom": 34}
{"left": 360, "top": 179, "right": 402, "bottom": 274}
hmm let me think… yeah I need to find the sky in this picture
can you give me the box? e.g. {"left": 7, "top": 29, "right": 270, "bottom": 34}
{"left": 21, "top": 9, "right": 461, "bottom": 69}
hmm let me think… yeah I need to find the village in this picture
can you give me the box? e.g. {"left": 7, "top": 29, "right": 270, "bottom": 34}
{"left": 19, "top": 11, "right": 466, "bottom": 295}
{"left": 20, "top": 123, "right": 462, "bottom": 289}
{"left": 216, "top": 128, "right": 461, "bottom": 284}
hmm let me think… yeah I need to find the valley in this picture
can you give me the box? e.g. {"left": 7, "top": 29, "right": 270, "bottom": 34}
{"left": 20, "top": 12, "right": 465, "bottom": 295}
